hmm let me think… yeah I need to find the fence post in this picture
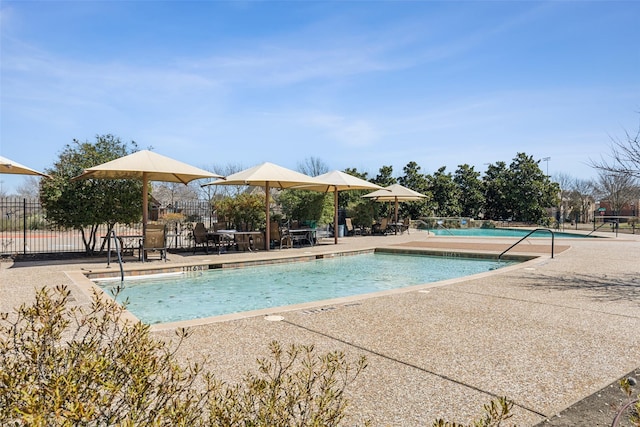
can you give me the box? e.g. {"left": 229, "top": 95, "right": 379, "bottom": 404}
{"left": 23, "top": 198, "right": 27, "bottom": 255}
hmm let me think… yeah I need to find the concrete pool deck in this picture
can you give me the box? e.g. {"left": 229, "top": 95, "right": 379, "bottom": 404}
{"left": 1, "top": 229, "right": 639, "bottom": 425}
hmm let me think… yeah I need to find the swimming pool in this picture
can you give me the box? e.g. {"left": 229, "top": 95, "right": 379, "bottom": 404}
{"left": 97, "top": 252, "right": 518, "bottom": 324}
{"left": 426, "top": 228, "right": 588, "bottom": 237}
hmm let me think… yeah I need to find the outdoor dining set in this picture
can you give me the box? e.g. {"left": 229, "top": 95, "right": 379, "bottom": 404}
{"left": 2, "top": 152, "right": 424, "bottom": 265}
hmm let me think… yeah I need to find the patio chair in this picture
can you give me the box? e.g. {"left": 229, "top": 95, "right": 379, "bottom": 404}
{"left": 400, "top": 217, "right": 410, "bottom": 234}
{"left": 345, "top": 218, "right": 361, "bottom": 236}
{"left": 143, "top": 224, "right": 167, "bottom": 262}
{"left": 271, "top": 221, "right": 292, "bottom": 249}
{"left": 193, "top": 222, "right": 215, "bottom": 254}
{"left": 373, "top": 218, "right": 389, "bottom": 235}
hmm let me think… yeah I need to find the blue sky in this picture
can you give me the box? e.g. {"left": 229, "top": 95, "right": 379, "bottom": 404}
{"left": 1, "top": 1, "right": 639, "bottom": 194}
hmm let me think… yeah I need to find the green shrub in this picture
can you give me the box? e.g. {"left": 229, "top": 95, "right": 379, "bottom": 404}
{"left": 0, "top": 286, "right": 367, "bottom": 426}
{"left": 432, "top": 397, "right": 514, "bottom": 426}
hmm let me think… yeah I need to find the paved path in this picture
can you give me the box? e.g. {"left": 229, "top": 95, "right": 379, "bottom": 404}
{"left": 1, "top": 230, "right": 639, "bottom": 425}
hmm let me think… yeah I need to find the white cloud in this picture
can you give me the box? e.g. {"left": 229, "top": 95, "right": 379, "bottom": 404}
{"left": 304, "top": 113, "right": 378, "bottom": 148}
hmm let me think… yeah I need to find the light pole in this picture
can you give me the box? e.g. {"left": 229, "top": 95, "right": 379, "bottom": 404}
{"left": 542, "top": 157, "right": 550, "bottom": 177}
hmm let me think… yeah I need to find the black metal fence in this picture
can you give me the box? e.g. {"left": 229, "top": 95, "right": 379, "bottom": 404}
{"left": 0, "top": 198, "right": 214, "bottom": 256}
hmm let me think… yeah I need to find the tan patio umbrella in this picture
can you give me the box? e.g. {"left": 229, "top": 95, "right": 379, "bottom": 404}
{"left": 362, "top": 183, "right": 428, "bottom": 234}
{"left": 201, "top": 162, "right": 326, "bottom": 250}
{"left": 0, "top": 155, "right": 50, "bottom": 177}
{"left": 293, "top": 170, "right": 384, "bottom": 244}
{"left": 72, "top": 150, "right": 222, "bottom": 229}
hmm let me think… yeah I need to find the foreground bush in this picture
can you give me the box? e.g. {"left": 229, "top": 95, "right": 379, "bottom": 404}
{"left": 0, "top": 285, "right": 527, "bottom": 426}
{"left": 432, "top": 397, "right": 513, "bottom": 427}
{"left": 0, "top": 286, "right": 367, "bottom": 426}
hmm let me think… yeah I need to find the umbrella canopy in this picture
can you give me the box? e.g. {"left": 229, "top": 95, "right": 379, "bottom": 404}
{"left": 363, "top": 184, "right": 428, "bottom": 233}
{"left": 294, "top": 170, "right": 384, "bottom": 244}
{"left": 73, "top": 150, "right": 222, "bottom": 228}
{"left": 202, "top": 162, "right": 327, "bottom": 250}
{"left": 362, "top": 183, "right": 427, "bottom": 201}
{"left": 0, "top": 155, "right": 49, "bottom": 177}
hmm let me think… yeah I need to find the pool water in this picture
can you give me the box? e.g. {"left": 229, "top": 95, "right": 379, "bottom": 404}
{"left": 98, "top": 253, "right": 517, "bottom": 324}
{"left": 427, "top": 228, "right": 588, "bottom": 237}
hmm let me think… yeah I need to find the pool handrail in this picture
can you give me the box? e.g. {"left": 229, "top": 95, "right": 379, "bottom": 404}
{"left": 586, "top": 221, "right": 609, "bottom": 237}
{"left": 435, "top": 222, "right": 455, "bottom": 236}
{"left": 105, "top": 229, "right": 125, "bottom": 282}
{"left": 498, "top": 228, "right": 555, "bottom": 260}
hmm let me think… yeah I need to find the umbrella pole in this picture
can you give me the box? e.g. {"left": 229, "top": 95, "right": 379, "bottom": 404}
{"left": 395, "top": 197, "right": 399, "bottom": 235}
{"left": 334, "top": 189, "right": 338, "bottom": 244}
{"left": 142, "top": 173, "right": 149, "bottom": 232}
{"left": 265, "top": 182, "right": 270, "bottom": 251}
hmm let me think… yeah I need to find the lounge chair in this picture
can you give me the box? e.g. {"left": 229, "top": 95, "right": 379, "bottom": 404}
{"left": 143, "top": 224, "right": 167, "bottom": 261}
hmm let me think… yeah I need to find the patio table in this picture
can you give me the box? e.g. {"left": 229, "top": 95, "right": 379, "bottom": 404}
{"left": 288, "top": 228, "right": 316, "bottom": 247}
{"left": 211, "top": 230, "right": 263, "bottom": 252}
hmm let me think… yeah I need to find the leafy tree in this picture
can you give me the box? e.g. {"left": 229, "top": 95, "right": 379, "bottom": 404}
{"left": 397, "top": 161, "right": 431, "bottom": 220}
{"left": 279, "top": 190, "right": 333, "bottom": 225}
{"left": 369, "top": 165, "right": 397, "bottom": 220}
{"left": 341, "top": 167, "right": 371, "bottom": 208}
{"left": 506, "top": 153, "right": 559, "bottom": 223}
{"left": 428, "top": 166, "right": 461, "bottom": 218}
{"left": 483, "top": 161, "right": 510, "bottom": 220}
{"left": 336, "top": 168, "right": 377, "bottom": 229}
{"left": 483, "top": 154, "right": 559, "bottom": 223}
{"left": 371, "top": 165, "right": 396, "bottom": 188}
{"left": 454, "top": 164, "right": 484, "bottom": 218}
{"left": 349, "top": 201, "right": 376, "bottom": 229}
{"left": 216, "top": 193, "right": 266, "bottom": 231}
{"left": 39, "top": 135, "right": 142, "bottom": 254}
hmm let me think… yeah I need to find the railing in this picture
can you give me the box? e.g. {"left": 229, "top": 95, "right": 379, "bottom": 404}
{"left": 586, "top": 221, "right": 611, "bottom": 237}
{"left": 105, "top": 230, "right": 125, "bottom": 281}
{"left": 498, "top": 228, "right": 555, "bottom": 260}
{"left": 435, "top": 223, "right": 456, "bottom": 236}
{"left": 0, "top": 197, "right": 211, "bottom": 256}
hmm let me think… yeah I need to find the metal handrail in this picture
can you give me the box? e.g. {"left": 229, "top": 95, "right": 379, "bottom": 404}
{"left": 586, "top": 221, "right": 609, "bottom": 237}
{"left": 498, "top": 228, "right": 555, "bottom": 260}
{"left": 106, "top": 230, "right": 125, "bottom": 282}
{"left": 436, "top": 222, "right": 455, "bottom": 236}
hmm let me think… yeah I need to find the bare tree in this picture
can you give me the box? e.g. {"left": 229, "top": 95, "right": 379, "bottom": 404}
{"left": 15, "top": 177, "right": 41, "bottom": 199}
{"left": 592, "top": 170, "right": 640, "bottom": 215}
{"left": 199, "top": 162, "right": 247, "bottom": 200}
{"left": 591, "top": 116, "right": 640, "bottom": 179}
{"left": 566, "top": 178, "right": 596, "bottom": 223}
{"left": 297, "top": 156, "right": 329, "bottom": 177}
{"left": 553, "top": 172, "right": 574, "bottom": 223}
{"left": 153, "top": 182, "right": 199, "bottom": 207}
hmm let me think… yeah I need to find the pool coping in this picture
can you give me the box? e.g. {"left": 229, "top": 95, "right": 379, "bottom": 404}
{"left": 67, "top": 247, "right": 542, "bottom": 331}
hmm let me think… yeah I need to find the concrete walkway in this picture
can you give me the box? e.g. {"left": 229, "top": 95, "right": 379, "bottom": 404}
{"left": 1, "top": 229, "right": 639, "bottom": 425}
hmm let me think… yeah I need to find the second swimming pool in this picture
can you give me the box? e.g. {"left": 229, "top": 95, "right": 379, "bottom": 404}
{"left": 427, "top": 228, "right": 590, "bottom": 237}
{"left": 97, "top": 252, "right": 519, "bottom": 324}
